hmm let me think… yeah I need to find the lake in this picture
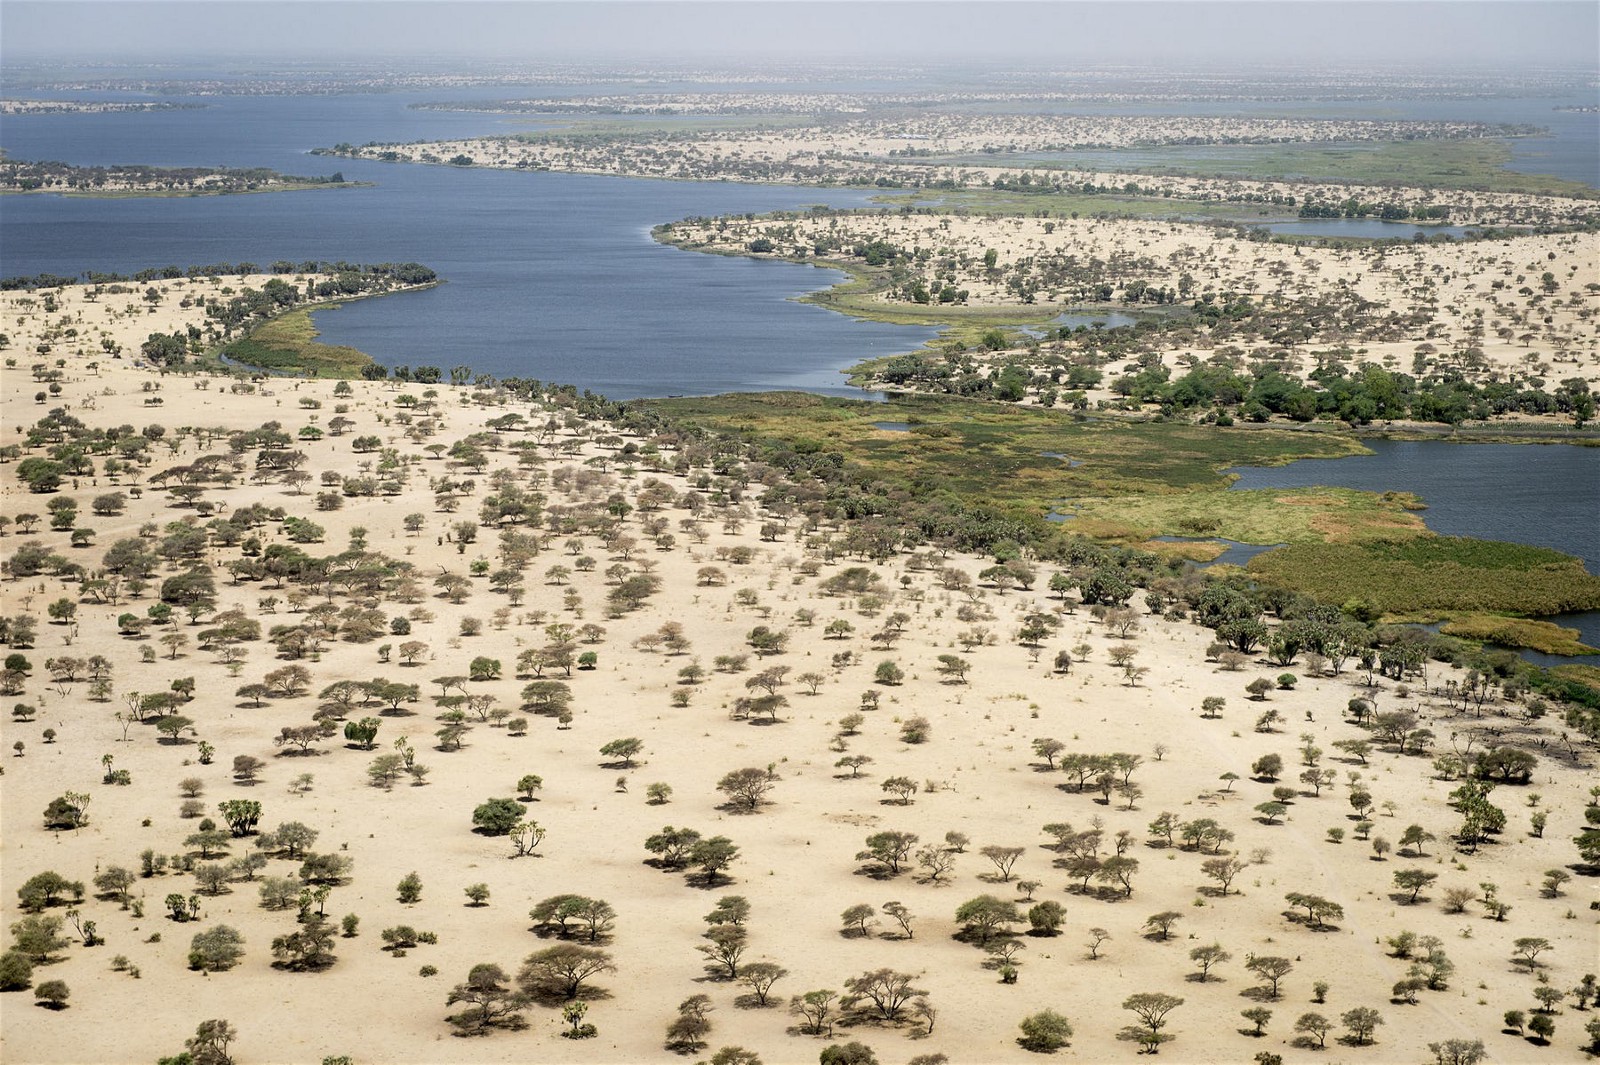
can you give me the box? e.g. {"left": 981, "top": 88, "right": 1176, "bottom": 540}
{"left": 2, "top": 87, "right": 1593, "bottom": 398}
{"left": 0, "top": 90, "right": 940, "bottom": 399}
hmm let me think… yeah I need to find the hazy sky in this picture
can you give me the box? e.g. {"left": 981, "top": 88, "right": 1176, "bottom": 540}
{"left": 3, "top": 1, "right": 1597, "bottom": 71}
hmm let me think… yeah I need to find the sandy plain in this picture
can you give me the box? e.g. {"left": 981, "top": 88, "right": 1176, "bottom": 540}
{"left": 0, "top": 278, "right": 1596, "bottom": 1065}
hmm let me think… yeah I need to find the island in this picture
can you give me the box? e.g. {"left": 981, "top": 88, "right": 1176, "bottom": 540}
{"left": 0, "top": 158, "right": 368, "bottom": 198}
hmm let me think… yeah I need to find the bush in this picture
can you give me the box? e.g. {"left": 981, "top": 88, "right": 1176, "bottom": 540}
{"left": 0, "top": 949, "right": 34, "bottom": 990}
{"left": 34, "top": 979, "right": 68, "bottom": 1009}
{"left": 1019, "top": 1009, "right": 1074, "bottom": 1051}
{"left": 472, "top": 797, "right": 523, "bottom": 835}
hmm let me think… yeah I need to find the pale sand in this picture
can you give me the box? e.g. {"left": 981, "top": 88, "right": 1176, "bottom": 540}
{"left": 1, "top": 287, "right": 1594, "bottom": 1065}
{"left": 331, "top": 123, "right": 1598, "bottom": 229}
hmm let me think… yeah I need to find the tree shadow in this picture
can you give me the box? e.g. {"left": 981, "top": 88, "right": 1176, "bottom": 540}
{"left": 732, "top": 993, "right": 780, "bottom": 1010}
{"left": 683, "top": 871, "right": 731, "bottom": 891}
{"left": 523, "top": 985, "right": 612, "bottom": 1008}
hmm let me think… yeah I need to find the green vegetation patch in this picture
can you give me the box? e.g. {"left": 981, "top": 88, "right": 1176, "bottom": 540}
{"left": 1247, "top": 536, "right": 1600, "bottom": 617}
{"left": 797, "top": 260, "right": 1069, "bottom": 350}
{"left": 648, "top": 392, "right": 1362, "bottom": 507}
{"left": 218, "top": 306, "right": 372, "bottom": 378}
{"left": 1552, "top": 663, "right": 1600, "bottom": 691}
{"left": 996, "top": 138, "right": 1597, "bottom": 199}
{"left": 1070, "top": 486, "right": 1424, "bottom": 547}
{"left": 1439, "top": 615, "right": 1600, "bottom": 657}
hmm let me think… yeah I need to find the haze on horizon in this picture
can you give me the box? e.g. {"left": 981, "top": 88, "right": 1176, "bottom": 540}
{"left": 2, "top": 0, "right": 1597, "bottom": 75}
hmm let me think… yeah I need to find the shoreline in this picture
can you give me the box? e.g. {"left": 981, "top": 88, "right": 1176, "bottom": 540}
{"left": 215, "top": 281, "right": 442, "bottom": 378}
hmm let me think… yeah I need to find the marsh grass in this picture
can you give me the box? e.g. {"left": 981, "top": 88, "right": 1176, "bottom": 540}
{"left": 1070, "top": 486, "right": 1425, "bottom": 547}
{"left": 1438, "top": 616, "right": 1600, "bottom": 657}
{"left": 1248, "top": 537, "right": 1600, "bottom": 617}
{"left": 218, "top": 306, "right": 372, "bottom": 377}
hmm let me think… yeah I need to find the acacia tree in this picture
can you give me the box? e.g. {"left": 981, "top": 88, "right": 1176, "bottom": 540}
{"left": 717, "top": 767, "right": 776, "bottom": 812}
{"left": 446, "top": 963, "right": 530, "bottom": 1035}
{"left": 645, "top": 825, "right": 703, "bottom": 869}
{"left": 698, "top": 924, "right": 747, "bottom": 980}
{"left": 270, "top": 917, "right": 336, "bottom": 971}
{"left": 1284, "top": 892, "right": 1344, "bottom": 929}
{"left": 1121, "top": 992, "right": 1183, "bottom": 1053}
{"left": 665, "top": 995, "right": 714, "bottom": 1052}
{"left": 790, "top": 989, "right": 837, "bottom": 1036}
{"left": 179, "top": 1019, "right": 237, "bottom": 1065}
{"left": 690, "top": 837, "right": 740, "bottom": 884}
{"left": 881, "top": 777, "right": 918, "bottom": 805}
{"left": 1394, "top": 869, "right": 1439, "bottom": 904}
{"left": 1190, "top": 943, "right": 1231, "bottom": 980}
{"left": 1247, "top": 956, "right": 1293, "bottom": 999}
{"left": 738, "top": 962, "right": 787, "bottom": 1006}
{"left": 843, "top": 969, "right": 924, "bottom": 1022}
{"left": 882, "top": 901, "right": 915, "bottom": 939}
{"left": 599, "top": 737, "right": 644, "bottom": 768}
{"left": 1295, "top": 1012, "right": 1332, "bottom": 1049}
{"left": 840, "top": 904, "right": 876, "bottom": 939}
{"left": 1201, "top": 856, "right": 1248, "bottom": 896}
{"left": 1342, "top": 1006, "right": 1384, "bottom": 1046}
{"left": 1096, "top": 855, "right": 1139, "bottom": 897}
{"left": 915, "top": 844, "right": 956, "bottom": 883}
{"left": 519, "top": 944, "right": 615, "bottom": 999}
{"left": 188, "top": 925, "right": 245, "bottom": 971}
{"left": 954, "top": 895, "right": 1021, "bottom": 945}
{"left": 980, "top": 845, "right": 1025, "bottom": 882}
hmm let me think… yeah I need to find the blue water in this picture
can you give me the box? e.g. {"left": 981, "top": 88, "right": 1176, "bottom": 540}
{"left": 0, "top": 91, "right": 939, "bottom": 398}
{"left": 3, "top": 89, "right": 1592, "bottom": 397}
{"left": 1259, "top": 220, "right": 1479, "bottom": 240}
{"left": 1227, "top": 439, "right": 1600, "bottom": 656}
{"left": 1152, "top": 535, "right": 1282, "bottom": 568}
